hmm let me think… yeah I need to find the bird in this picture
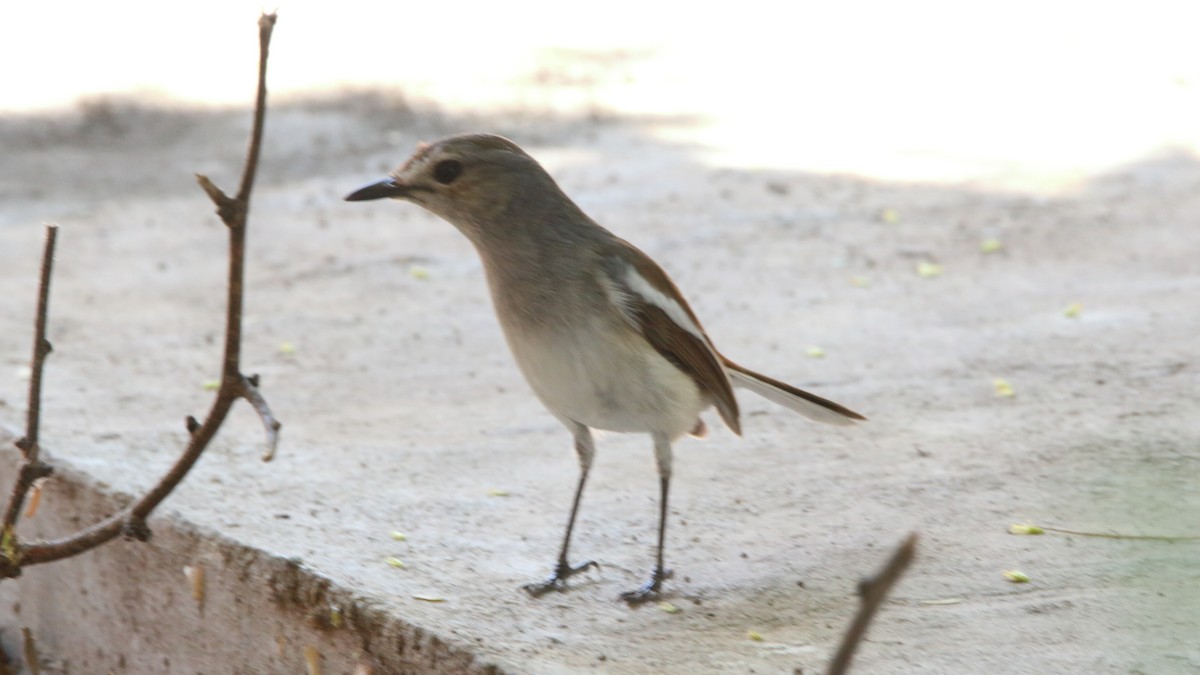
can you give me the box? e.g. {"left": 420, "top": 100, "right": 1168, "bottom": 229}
{"left": 345, "top": 133, "right": 865, "bottom": 605}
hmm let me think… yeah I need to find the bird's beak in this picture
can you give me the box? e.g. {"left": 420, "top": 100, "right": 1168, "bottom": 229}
{"left": 344, "top": 178, "right": 407, "bottom": 202}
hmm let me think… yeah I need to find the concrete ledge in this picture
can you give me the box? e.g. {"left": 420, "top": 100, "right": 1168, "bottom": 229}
{"left": 0, "top": 426, "right": 505, "bottom": 674}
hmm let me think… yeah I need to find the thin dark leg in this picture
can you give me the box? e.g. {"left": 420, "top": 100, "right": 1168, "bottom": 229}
{"left": 524, "top": 427, "right": 599, "bottom": 597}
{"left": 628, "top": 427, "right": 676, "bottom": 600}
{"left": 621, "top": 459, "right": 674, "bottom": 605}
{"left": 653, "top": 474, "right": 669, "bottom": 575}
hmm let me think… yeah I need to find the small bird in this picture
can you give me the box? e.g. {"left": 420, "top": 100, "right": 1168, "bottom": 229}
{"left": 346, "top": 133, "right": 865, "bottom": 604}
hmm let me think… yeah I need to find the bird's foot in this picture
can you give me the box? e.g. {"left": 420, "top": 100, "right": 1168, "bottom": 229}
{"left": 620, "top": 566, "right": 673, "bottom": 606}
{"left": 523, "top": 559, "right": 599, "bottom": 598}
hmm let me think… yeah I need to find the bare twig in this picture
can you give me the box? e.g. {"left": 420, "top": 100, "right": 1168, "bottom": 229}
{"left": 17, "top": 225, "right": 56, "bottom": 467}
{"left": 1040, "top": 526, "right": 1200, "bottom": 542}
{"left": 21, "top": 626, "right": 40, "bottom": 675}
{"left": 827, "top": 533, "right": 918, "bottom": 675}
{"left": 193, "top": 12, "right": 282, "bottom": 461}
{"left": 237, "top": 12, "right": 274, "bottom": 205}
{"left": 0, "top": 226, "right": 58, "bottom": 574}
{"left": 241, "top": 374, "right": 282, "bottom": 461}
{"left": 0, "top": 12, "right": 280, "bottom": 577}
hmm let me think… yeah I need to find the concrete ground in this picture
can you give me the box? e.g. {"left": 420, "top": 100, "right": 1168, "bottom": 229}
{"left": 2, "top": 4, "right": 1199, "bottom": 673}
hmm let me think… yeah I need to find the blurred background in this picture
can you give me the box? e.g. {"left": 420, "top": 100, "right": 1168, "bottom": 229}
{"left": 5, "top": 0, "right": 1199, "bottom": 191}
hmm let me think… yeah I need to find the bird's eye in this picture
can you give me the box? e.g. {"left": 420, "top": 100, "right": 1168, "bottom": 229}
{"left": 433, "top": 159, "right": 463, "bottom": 185}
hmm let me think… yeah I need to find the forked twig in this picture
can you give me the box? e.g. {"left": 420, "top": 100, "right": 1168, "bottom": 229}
{"left": 0, "top": 12, "right": 280, "bottom": 578}
{"left": 827, "top": 533, "right": 918, "bottom": 675}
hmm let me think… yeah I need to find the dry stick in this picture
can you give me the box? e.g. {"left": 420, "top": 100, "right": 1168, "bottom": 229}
{"left": 196, "top": 11, "right": 281, "bottom": 462}
{"left": 827, "top": 533, "right": 918, "bottom": 675}
{"left": 243, "top": 375, "right": 282, "bottom": 461}
{"left": 21, "top": 627, "right": 40, "bottom": 675}
{"left": 0, "top": 226, "right": 58, "bottom": 571}
{"left": 1040, "top": 526, "right": 1200, "bottom": 542}
{"left": 1, "top": 12, "right": 280, "bottom": 574}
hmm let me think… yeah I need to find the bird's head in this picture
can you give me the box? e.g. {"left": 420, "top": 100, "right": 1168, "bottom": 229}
{"left": 345, "top": 133, "right": 564, "bottom": 241}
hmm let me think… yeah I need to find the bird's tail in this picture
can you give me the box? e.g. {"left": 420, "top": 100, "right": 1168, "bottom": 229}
{"left": 722, "top": 359, "right": 866, "bottom": 426}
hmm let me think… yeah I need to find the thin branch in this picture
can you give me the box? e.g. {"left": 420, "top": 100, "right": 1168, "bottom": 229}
{"left": 241, "top": 374, "right": 282, "bottom": 461}
{"left": 21, "top": 627, "right": 40, "bottom": 675}
{"left": 20, "top": 225, "right": 56, "bottom": 461}
{"left": 1040, "top": 526, "right": 1200, "bottom": 542}
{"left": 1, "top": 12, "right": 281, "bottom": 576}
{"left": 191, "top": 13, "right": 281, "bottom": 461}
{"left": 237, "top": 12, "right": 276, "bottom": 204}
{"left": 827, "top": 533, "right": 918, "bottom": 675}
{"left": 1, "top": 225, "right": 58, "bottom": 556}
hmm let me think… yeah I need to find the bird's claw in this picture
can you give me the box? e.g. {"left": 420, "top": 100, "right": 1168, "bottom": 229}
{"left": 523, "top": 559, "right": 599, "bottom": 598}
{"left": 620, "top": 566, "right": 673, "bottom": 606}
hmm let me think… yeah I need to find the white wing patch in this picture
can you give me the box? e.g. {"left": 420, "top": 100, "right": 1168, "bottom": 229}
{"left": 598, "top": 254, "right": 742, "bottom": 436}
{"left": 606, "top": 263, "right": 707, "bottom": 343}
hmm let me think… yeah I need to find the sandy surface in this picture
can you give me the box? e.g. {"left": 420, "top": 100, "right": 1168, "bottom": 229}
{"left": 2, "top": 43, "right": 1200, "bottom": 674}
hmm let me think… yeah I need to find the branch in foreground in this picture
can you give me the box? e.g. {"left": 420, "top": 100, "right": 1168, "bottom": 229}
{"left": 827, "top": 532, "right": 918, "bottom": 675}
{"left": 21, "top": 627, "right": 40, "bottom": 675}
{"left": 0, "top": 225, "right": 58, "bottom": 577}
{"left": 242, "top": 374, "right": 282, "bottom": 461}
{"left": 0, "top": 12, "right": 280, "bottom": 577}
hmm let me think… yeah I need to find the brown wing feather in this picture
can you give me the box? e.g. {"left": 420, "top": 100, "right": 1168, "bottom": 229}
{"left": 607, "top": 242, "right": 742, "bottom": 436}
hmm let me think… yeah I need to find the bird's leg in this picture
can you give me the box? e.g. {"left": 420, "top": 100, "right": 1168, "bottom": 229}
{"left": 621, "top": 433, "right": 674, "bottom": 605}
{"left": 524, "top": 425, "right": 599, "bottom": 597}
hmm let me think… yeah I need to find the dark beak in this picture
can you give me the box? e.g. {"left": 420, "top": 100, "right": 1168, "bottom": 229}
{"left": 344, "top": 178, "right": 407, "bottom": 202}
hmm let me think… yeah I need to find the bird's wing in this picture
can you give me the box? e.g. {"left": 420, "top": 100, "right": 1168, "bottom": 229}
{"left": 600, "top": 241, "right": 741, "bottom": 435}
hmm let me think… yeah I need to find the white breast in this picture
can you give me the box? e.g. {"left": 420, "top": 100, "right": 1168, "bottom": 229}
{"left": 504, "top": 314, "right": 705, "bottom": 439}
